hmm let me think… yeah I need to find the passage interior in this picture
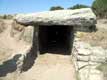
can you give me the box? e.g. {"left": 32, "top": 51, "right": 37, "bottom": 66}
{"left": 39, "top": 25, "right": 73, "bottom": 55}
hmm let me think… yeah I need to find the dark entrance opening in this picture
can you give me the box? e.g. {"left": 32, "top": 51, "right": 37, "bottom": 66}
{"left": 39, "top": 25, "right": 74, "bottom": 55}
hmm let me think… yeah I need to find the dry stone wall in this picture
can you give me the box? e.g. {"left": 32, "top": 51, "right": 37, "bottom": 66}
{"left": 73, "top": 38, "right": 107, "bottom": 80}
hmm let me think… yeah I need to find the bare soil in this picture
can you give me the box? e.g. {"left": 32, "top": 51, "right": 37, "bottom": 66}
{"left": 18, "top": 53, "right": 76, "bottom": 80}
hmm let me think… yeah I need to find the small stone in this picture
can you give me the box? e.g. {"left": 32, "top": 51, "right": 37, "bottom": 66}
{"left": 77, "top": 61, "right": 88, "bottom": 69}
{"left": 77, "top": 55, "right": 89, "bottom": 61}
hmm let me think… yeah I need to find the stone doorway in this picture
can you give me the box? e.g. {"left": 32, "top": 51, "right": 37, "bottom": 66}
{"left": 39, "top": 25, "right": 74, "bottom": 55}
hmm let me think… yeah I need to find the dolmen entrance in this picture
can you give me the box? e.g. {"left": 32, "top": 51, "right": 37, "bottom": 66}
{"left": 15, "top": 8, "right": 96, "bottom": 55}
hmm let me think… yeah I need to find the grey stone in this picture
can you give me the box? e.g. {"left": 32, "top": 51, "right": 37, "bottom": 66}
{"left": 23, "top": 26, "right": 34, "bottom": 43}
{"left": 74, "top": 41, "right": 92, "bottom": 56}
{"left": 79, "top": 66, "right": 103, "bottom": 80}
{"left": 77, "top": 61, "right": 89, "bottom": 69}
{"left": 78, "top": 48, "right": 91, "bottom": 56}
{"left": 15, "top": 8, "right": 96, "bottom": 28}
{"left": 90, "top": 47, "right": 107, "bottom": 62}
{"left": 77, "top": 55, "right": 89, "bottom": 62}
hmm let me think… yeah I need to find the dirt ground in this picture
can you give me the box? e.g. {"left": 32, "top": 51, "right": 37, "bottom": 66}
{"left": 18, "top": 53, "right": 76, "bottom": 80}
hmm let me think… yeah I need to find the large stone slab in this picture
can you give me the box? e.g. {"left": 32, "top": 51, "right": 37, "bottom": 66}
{"left": 15, "top": 8, "right": 96, "bottom": 27}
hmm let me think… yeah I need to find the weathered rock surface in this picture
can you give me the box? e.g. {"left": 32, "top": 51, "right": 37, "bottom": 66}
{"left": 73, "top": 40, "right": 107, "bottom": 80}
{"left": 15, "top": 8, "right": 96, "bottom": 27}
{"left": 79, "top": 65, "right": 104, "bottom": 80}
{"left": 73, "top": 40, "right": 107, "bottom": 62}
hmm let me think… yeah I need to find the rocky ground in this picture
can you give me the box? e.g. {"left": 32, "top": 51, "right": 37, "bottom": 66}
{"left": 18, "top": 54, "right": 76, "bottom": 80}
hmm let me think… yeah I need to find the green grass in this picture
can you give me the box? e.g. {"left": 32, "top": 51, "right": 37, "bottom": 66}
{"left": 75, "top": 71, "right": 81, "bottom": 80}
{"left": 96, "top": 63, "right": 107, "bottom": 80}
{"left": 96, "top": 63, "right": 107, "bottom": 71}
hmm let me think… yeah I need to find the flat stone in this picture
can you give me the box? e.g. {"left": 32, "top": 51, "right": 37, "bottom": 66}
{"left": 78, "top": 48, "right": 91, "bottom": 56}
{"left": 77, "top": 61, "right": 88, "bottom": 69}
{"left": 89, "top": 73, "right": 103, "bottom": 80}
{"left": 77, "top": 55, "right": 89, "bottom": 62}
{"left": 79, "top": 66, "right": 103, "bottom": 80}
{"left": 15, "top": 8, "right": 96, "bottom": 28}
{"left": 90, "top": 47, "right": 106, "bottom": 62}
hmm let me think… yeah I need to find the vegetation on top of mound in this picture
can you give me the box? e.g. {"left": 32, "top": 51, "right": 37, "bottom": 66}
{"left": 0, "top": 20, "right": 6, "bottom": 33}
{"left": 50, "top": 6, "right": 64, "bottom": 11}
{"left": 0, "top": 14, "right": 14, "bottom": 19}
{"left": 68, "top": 4, "right": 89, "bottom": 10}
{"left": 50, "top": 0, "right": 107, "bottom": 18}
{"left": 50, "top": 4, "right": 89, "bottom": 11}
{"left": 92, "top": 0, "right": 107, "bottom": 18}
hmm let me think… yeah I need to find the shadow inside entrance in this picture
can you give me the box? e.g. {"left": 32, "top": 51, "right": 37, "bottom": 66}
{"left": 39, "top": 25, "right": 74, "bottom": 55}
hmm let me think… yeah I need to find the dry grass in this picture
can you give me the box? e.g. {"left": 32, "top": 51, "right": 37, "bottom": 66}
{"left": 12, "top": 21, "right": 24, "bottom": 32}
{"left": 0, "top": 20, "right": 6, "bottom": 33}
{"left": 76, "top": 19, "right": 107, "bottom": 49}
{"left": 96, "top": 63, "right": 107, "bottom": 80}
{"left": 75, "top": 22, "right": 107, "bottom": 49}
